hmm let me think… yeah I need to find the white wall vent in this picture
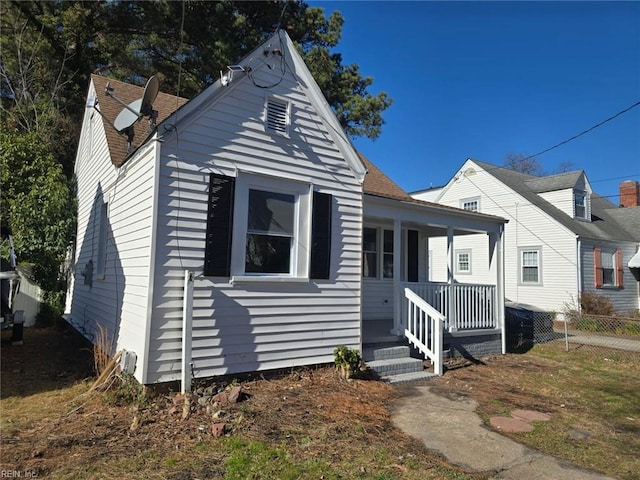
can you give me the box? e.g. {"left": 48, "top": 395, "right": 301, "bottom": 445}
{"left": 265, "top": 96, "right": 290, "bottom": 136}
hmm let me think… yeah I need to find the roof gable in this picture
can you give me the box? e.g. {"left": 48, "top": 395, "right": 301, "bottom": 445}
{"left": 468, "top": 159, "right": 636, "bottom": 242}
{"left": 157, "top": 30, "right": 367, "bottom": 183}
{"left": 89, "top": 74, "right": 187, "bottom": 167}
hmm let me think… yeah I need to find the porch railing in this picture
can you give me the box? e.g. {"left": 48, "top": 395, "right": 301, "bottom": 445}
{"left": 404, "top": 288, "right": 444, "bottom": 375}
{"left": 400, "top": 282, "right": 497, "bottom": 330}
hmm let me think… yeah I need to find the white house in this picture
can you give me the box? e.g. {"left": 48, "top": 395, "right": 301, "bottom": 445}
{"left": 65, "top": 31, "right": 508, "bottom": 385}
{"left": 413, "top": 159, "right": 640, "bottom": 316}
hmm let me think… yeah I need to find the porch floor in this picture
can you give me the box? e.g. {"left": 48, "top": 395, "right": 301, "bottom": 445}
{"left": 363, "top": 318, "right": 402, "bottom": 345}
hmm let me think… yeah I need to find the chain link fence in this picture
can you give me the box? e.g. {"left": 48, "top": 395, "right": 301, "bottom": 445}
{"left": 506, "top": 307, "right": 640, "bottom": 362}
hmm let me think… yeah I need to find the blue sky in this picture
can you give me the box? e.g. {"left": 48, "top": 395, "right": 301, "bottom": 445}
{"left": 311, "top": 1, "right": 640, "bottom": 203}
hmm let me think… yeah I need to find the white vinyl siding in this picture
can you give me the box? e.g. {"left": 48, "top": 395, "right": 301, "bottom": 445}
{"left": 66, "top": 78, "right": 157, "bottom": 383}
{"left": 147, "top": 64, "right": 362, "bottom": 383}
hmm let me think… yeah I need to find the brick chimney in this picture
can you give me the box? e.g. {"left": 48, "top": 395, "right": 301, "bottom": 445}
{"left": 620, "top": 180, "right": 640, "bottom": 207}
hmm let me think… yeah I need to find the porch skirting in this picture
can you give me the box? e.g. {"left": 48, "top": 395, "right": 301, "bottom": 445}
{"left": 443, "top": 332, "right": 502, "bottom": 360}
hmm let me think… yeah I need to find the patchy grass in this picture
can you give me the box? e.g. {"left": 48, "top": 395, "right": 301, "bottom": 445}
{"left": 1, "top": 326, "right": 479, "bottom": 480}
{"left": 431, "top": 342, "right": 640, "bottom": 480}
{"left": 2, "top": 326, "right": 638, "bottom": 479}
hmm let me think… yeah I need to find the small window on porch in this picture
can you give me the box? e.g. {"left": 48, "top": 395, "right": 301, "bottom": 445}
{"left": 455, "top": 250, "right": 472, "bottom": 274}
{"left": 383, "top": 229, "right": 393, "bottom": 278}
{"left": 362, "top": 227, "right": 393, "bottom": 279}
{"left": 362, "top": 227, "right": 377, "bottom": 278}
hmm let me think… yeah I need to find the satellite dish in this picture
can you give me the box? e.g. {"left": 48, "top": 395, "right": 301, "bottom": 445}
{"left": 114, "top": 99, "right": 143, "bottom": 132}
{"left": 140, "top": 76, "right": 159, "bottom": 116}
{"left": 104, "top": 75, "right": 160, "bottom": 150}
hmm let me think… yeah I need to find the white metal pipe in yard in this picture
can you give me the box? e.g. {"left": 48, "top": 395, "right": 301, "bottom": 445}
{"left": 182, "top": 270, "right": 194, "bottom": 394}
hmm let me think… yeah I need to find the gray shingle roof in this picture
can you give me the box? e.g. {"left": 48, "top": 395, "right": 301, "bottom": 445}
{"left": 525, "top": 170, "right": 585, "bottom": 193}
{"left": 471, "top": 159, "right": 638, "bottom": 242}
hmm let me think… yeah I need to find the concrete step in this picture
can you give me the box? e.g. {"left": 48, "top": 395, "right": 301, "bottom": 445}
{"left": 380, "top": 371, "right": 438, "bottom": 384}
{"left": 363, "top": 345, "right": 410, "bottom": 362}
{"left": 366, "top": 357, "right": 424, "bottom": 377}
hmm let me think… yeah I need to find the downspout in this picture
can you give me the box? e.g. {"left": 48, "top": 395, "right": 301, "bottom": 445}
{"left": 181, "top": 270, "right": 194, "bottom": 393}
{"left": 498, "top": 224, "right": 506, "bottom": 355}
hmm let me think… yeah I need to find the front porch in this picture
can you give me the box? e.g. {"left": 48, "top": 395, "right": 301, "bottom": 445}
{"left": 364, "top": 282, "right": 499, "bottom": 343}
{"left": 361, "top": 192, "right": 507, "bottom": 376}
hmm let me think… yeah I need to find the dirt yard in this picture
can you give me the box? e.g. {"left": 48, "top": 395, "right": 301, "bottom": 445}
{"left": 1, "top": 324, "right": 638, "bottom": 479}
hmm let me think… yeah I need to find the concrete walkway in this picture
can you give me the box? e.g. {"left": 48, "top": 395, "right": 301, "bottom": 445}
{"left": 391, "top": 385, "right": 615, "bottom": 479}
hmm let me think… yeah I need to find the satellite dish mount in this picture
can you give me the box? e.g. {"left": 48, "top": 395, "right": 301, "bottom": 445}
{"left": 105, "top": 76, "right": 160, "bottom": 152}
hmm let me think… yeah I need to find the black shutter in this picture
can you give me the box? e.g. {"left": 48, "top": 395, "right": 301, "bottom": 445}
{"left": 407, "top": 229, "right": 419, "bottom": 282}
{"left": 310, "top": 191, "right": 332, "bottom": 279}
{"left": 204, "top": 173, "right": 235, "bottom": 277}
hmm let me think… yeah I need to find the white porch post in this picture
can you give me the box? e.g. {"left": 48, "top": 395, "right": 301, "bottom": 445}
{"left": 498, "top": 225, "right": 506, "bottom": 354}
{"left": 392, "top": 219, "right": 402, "bottom": 335}
{"left": 489, "top": 226, "right": 506, "bottom": 353}
{"left": 447, "top": 226, "right": 456, "bottom": 331}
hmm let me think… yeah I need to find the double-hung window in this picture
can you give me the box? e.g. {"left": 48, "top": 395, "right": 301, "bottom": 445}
{"left": 455, "top": 250, "right": 471, "bottom": 274}
{"left": 362, "top": 228, "right": 378, "bottom": 278}
{"left": 519, "top": 247, "right": 541, "bottom": 284}
{"left": 204, "top": 172, "right": 332, "bottom": 281}
{"left": 594, "top": 247, "right": 623, "bottom": 288}
{"left": 574, "top": 191, "right": 587, "bottom": 219}
{"left": 362, "top": 227, "right": 394, "bottom": 279}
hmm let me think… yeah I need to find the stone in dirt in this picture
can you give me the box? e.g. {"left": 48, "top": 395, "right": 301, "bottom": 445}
{"left": 489, "top": 416, "right": 534, "bottom": 433}
{"left": 211, "top": 423, "right": 226, "bottom": 437}
{"left": 511, "top": 409, "right": 551, "bottom": 422}
{"left": 212, "top": 392, "right": 228, "bottom": 403}
{"left": 228, "top": 386, "right": 242, "bottom": 404}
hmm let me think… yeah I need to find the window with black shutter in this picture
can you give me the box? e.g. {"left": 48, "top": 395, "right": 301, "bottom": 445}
{"left": 204, "top": 173, "right": 235, "bottom": 277}
{"left": 310, "top": 192, "right": 332, "bottom": 279}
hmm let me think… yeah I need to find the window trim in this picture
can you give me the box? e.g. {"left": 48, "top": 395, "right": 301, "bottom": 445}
{"left": 518, "top": 246, "right": 542, "bottom": 285}
{"left": 231, "top": 172, "right": 311, "bottom": 281}
{"left": 460, "top": 196, "right": 480, "bottom": 212}
{"left": 455, "top": 249, "right": 472, "bottom": 275}
{"left": 362, "top": 226, "right": 395, "bottom": 280}
{"left": 574, "top": 190, "right": 588, "bottom": 220}
{"left": 594, "top": 246, "right": 623, "bottom": 289}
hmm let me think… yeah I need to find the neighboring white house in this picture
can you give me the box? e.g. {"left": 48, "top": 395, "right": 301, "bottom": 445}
{"left": 65, "top": 31, "right": 508, "bottom": 385}
{"left": 413, "top": 159, "right": 640, "bottom": 316}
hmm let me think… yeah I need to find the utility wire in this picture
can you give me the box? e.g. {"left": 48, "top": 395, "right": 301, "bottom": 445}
{"left": 522, "top": 100, "right": 640, "bottom": 161}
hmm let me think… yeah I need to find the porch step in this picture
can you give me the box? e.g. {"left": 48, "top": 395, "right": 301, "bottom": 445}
{"left": 366, "top": 357, "right": 424, "bottom": 377}
{"left": 363, "top": 345, "right": 411, "bottom": 362}
{"left": 380, "top": 371, "right": 438, "bottom": 384}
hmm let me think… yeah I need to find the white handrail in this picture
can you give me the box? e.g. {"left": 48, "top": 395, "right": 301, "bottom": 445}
{"left": 404, "top": 288, "right": 444, "bottom": 376}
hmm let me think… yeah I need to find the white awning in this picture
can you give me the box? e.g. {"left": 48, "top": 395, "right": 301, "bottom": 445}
{"left": 629, "top": 250, "right": 640, "bottom": 269}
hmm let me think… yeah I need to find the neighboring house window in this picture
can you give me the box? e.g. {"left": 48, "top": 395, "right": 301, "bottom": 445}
{"left": 265, "top": 96, "right": 290, "bottom": 136}
{"left": 362, "top": 228, "right": 378, "bottom": 278}
{"left": 455, "top": 250, "right": 471, "bottom": 274}
{"left": 574, "top": 191, "right": 587, "bottom": 219}
{"left": 460, "top": 197, "right": 480, "bottom": 212}
{"left": 96, "top": 202, "right": 108, "bottom": 277}
{"left": 519, "top": 247, "right": 541, "bottom": 284}
{"left": 594, "top": 247, "right": 623, "bottom": 288}
{"left": 362, "top": 227, "right": 394, "bottom": 279}
{"left": 204, "top": 173, "right": 332, "bottom": 280}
